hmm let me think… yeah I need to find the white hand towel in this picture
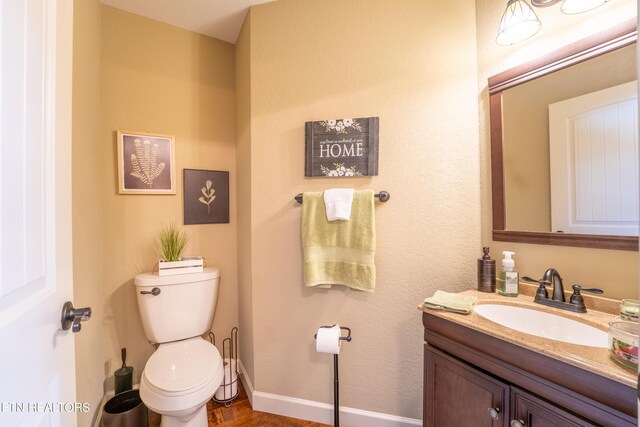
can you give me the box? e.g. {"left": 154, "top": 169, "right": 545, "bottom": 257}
{"left": 324, "top": 188, "right": 355, "bottom": 221}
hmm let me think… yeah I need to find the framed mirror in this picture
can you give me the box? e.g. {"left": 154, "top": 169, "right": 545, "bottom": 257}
{"left": 489, "top": 19, "right": 638, "bottom": 251}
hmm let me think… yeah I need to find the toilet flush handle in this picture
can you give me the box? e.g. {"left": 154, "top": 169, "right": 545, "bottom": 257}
{"left": 140, "top": 287, "right": 161, "bottom": 296}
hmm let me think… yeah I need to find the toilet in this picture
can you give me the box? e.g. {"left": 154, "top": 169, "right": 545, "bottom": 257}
{"left": 135, "top": 267, "right": 224, "bottom": 427}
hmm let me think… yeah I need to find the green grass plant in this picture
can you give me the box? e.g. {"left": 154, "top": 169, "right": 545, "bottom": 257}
{"left": 156, "top": 222, "right": 189, "bottom": 262}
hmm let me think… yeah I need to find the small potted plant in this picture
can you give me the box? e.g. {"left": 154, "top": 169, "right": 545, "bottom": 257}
{"left": 156, "top": 222, "right": 203, "bottom": 276}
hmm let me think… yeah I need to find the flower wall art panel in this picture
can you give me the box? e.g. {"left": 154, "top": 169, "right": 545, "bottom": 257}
{"left": 183, "top": 169, "right": 229, "bottom": 225}
{"left": 117, "top": 131, "right": 176, "bottom": 194}
{"left": 304, "top": 117, "right": 379, "bottom": 177}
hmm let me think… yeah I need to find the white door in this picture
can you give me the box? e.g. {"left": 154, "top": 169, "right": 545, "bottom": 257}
{"left": 0, "top": 1, "right": 77, "bottom": 426}
{"left": 549, "top": 81, "right": 639, "bottom": 236}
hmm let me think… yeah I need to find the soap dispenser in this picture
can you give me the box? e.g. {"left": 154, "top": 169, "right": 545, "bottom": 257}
{"left": 477, "top": 247, "right": 496, "bottom": 293}
{"left": 497, "top": 251, "right": 519, "bottom": 297}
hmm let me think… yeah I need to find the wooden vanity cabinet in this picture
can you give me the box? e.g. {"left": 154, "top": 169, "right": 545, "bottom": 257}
{"left": 425, "top": 346, "right": 598, "bottom": 427}
{"left": 422, "top": 312, "right": 637, "bottom": 427}
{"left": 511, "top": 387, "right": 596, "bottom": 427}
{"left": 425, "top": 346, "right": 508, "bottom": 427}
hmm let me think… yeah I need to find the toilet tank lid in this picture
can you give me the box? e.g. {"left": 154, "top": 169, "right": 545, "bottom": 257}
{"left": 134, "top": 267, "right": 220, "bottom": 287}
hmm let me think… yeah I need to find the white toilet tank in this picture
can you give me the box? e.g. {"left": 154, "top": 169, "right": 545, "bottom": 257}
{"left": 134, "top": 267, "right": 220, "bottom": 344}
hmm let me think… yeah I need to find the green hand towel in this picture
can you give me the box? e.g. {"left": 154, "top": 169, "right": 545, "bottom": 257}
{"left": 302, "top": 190, "right": 376, "bottom": 292}
{"left": 423, "top": 291, "right": 477, "bottom": 314}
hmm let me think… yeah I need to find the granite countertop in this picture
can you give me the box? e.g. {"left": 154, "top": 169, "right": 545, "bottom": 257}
{"left": 418, "top": 289, "right": 637, "bottom": 389}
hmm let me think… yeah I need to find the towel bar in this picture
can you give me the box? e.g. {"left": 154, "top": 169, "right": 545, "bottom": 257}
{"left": 295, "top": 191, "right": 390, "bottom": 204}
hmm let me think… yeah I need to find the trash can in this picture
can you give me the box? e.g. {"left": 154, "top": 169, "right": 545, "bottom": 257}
{"left": 101, "top": 389, "right": 148, "bottom": 427}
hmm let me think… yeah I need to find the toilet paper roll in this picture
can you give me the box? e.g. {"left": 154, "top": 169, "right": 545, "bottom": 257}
{"left": 214, "top": 374, "right": 238, "bottom": 401}
{"left": 316, "top": 324, "right": 341, "bottom": 354}
{"left": 220, "top": 358, "right": 237, "bottom": 376}
{"left": 214, "top": 358, "right": 238, "bottom": 401}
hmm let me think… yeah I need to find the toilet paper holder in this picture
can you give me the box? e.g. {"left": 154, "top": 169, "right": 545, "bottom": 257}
{"left": 314, "top": 325, "right": 351, "bottom": 427}
{"left": 210, "top": 327, "right": 239, "bottom": 406}
{"left": 314, "top": 325, "right": 352, "bottom": 342}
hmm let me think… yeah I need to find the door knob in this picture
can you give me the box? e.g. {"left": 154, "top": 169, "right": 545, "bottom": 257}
{"left": 61, "top": 301, "right": 92, "bottom": 333}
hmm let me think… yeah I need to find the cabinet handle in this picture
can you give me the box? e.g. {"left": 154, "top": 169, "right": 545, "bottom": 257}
{"left": 487, "top": 407, "right": 501, "bottom": 421}
{"left": 510, "top": 420, "right": 526, "bottom": 427}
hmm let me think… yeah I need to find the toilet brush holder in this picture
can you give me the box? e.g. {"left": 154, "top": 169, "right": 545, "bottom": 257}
{"left": 114, "top": 348, "right": 133, "bottom": 394}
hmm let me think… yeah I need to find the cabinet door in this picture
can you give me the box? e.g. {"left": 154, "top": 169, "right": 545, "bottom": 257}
{"left": 425, "top": 345, "right": 509, "bottom": 427}
{"left": 511, "top": 387, "right": 597, "bottom": 427}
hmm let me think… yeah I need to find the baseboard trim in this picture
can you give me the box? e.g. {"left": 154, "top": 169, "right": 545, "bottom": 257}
{"left": 237, "top": 359, "right": 254, "bottom": 407}
{"left": 237, "top": 360, "right": 421, "bottom": 427}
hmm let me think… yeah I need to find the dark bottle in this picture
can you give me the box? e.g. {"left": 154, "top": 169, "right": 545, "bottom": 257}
{"left": 477, "top": 247, "right": 496, "bottom": 293}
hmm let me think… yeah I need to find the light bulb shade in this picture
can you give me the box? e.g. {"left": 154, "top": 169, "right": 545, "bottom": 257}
{"left": 496, "top": 0, "right": 542, "bottom": 46}
{"left": 561, "top": 0, "right": 609, "bottom": 14}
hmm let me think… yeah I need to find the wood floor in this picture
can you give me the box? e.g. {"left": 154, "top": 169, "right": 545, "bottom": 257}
{"left": 148, "top": 379, "right": 330, "bottom": 426}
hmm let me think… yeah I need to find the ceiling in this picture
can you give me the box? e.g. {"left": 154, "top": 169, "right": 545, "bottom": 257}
{"left": 101, "top": 0, "right": 275, "bottom": 44}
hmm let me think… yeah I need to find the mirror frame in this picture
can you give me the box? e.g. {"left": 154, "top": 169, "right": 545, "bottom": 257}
{"left": 489, "top": 19, "right": 638, "bottom": 251}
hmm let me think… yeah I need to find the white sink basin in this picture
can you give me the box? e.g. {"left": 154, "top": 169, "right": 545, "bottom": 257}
{"left": 474, "top": 304, "right": 608, "bottom": 348}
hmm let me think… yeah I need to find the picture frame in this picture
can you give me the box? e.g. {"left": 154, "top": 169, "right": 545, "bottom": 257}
{"left": 183, "top": 169, "right": 230, "bottom": 225}
{"left": 305, "top": 117, "right": 379, "bottom": 177}
{"left": 117, "top": 131, "right": 176, "bottom": 194}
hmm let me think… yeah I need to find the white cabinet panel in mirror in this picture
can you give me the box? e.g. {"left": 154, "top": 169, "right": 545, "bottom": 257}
{"left": 502, "top": 43, "right": 637, "bottom": 236}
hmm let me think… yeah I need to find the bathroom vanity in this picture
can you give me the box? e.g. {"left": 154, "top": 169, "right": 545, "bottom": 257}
{"left": 420, "top": 291, "right": 637, "bottom": 427}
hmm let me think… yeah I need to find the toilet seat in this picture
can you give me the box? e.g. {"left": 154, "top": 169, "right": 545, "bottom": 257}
{"left": 143, "top": 337, "right": 223, "bottom": 396}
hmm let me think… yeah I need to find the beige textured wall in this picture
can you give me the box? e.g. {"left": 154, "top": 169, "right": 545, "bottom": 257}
{"left": 235, "top": 15, "right": 255, "bottom": 384}
{"left": 503, "top": 44, "right": 636, "bottom": 232}
{"left": 100, "top": 6, "right": 238, "bottom": 388}
{"left": 72, "top": 0, "right": 104, "bottom": 424}
{"left": 476, "top": 0, "right": 638, "bottom": 299}
{"left": 243, "top": 0, "right": 480, "bottom": 419}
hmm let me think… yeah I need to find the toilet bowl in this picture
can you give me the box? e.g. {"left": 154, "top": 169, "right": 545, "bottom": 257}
{"left": 140, "top": 338, "right": 224, "bottom": 427}
{"left": 135, "top": 268, "right": 223, "bottom": 427}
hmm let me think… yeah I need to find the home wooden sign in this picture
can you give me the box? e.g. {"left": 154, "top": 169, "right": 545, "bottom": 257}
{"left": 305, "top": 117, "right": 379, "bottom": 177}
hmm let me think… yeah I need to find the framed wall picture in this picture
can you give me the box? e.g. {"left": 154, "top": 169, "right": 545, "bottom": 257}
{"left": 305, "top": 117, "right": 379, "bottom": 177}
{"left": 183, "top": 169, "right": 230, "bottom": 225}
{"left": 117, "top": 131, "right": 176, "bottom": 194}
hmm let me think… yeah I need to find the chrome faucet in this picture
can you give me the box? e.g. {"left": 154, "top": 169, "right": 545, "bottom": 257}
{"left": 542, "top": 268, "right": 565, "bottom": 302}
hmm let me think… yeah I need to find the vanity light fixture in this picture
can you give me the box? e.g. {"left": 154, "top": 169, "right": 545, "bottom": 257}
{"left": 561, "top": 0, "right": 609, "bottom": 15}
{"left": 496, "top": 0, "right": 542, "bottom": 46}
{"left": 497, "top": 0, "right": 611, "bottom": 45}
{"left": 531, "top": 0, "right": 562, "bottom": 6}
